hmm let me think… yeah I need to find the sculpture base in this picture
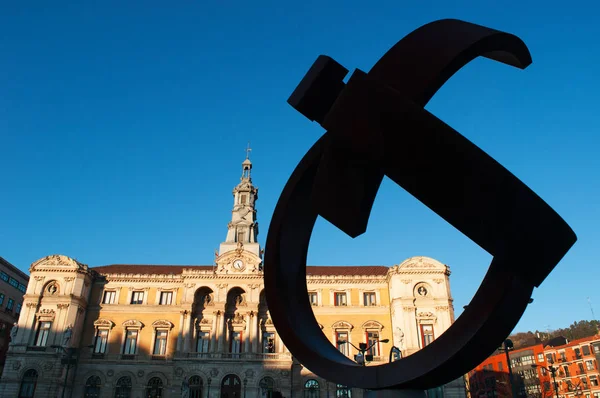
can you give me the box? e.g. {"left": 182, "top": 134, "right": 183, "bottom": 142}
{"left": 364, "top": 389, "right": 426, "bottom": 398}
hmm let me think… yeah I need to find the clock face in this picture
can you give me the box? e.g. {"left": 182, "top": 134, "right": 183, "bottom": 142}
{"left": 233, "top": 259, "right": 245, "bottom": 270}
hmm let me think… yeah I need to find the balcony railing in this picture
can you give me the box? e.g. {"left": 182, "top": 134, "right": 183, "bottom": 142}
{"left": 184, "top": 352, "right": 292, "bottom": 361}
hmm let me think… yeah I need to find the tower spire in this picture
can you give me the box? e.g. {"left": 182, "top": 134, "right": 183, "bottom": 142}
{"left": 218, "top": 146, "right": 260, "bottom": 257}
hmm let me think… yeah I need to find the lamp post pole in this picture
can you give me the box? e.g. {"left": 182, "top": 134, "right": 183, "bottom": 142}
{"left": 503, "top": 339, "right": 519, "bottom": 398}
{"left": 549, "top": 366, "right": 560, "bottom": 398}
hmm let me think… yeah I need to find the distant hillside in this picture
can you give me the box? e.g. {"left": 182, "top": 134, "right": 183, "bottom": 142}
{"left": 509, "top": 320, "right": 600, "bottom": 349}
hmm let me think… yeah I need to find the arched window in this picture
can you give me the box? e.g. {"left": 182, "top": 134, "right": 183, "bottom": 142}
{"left": 146, "top": 377, "right": 163, "bottom": 398}
{"left": 84, "top": 375, "right": 102, "bottom": 398}
{"left": 336, "top": 385, "right": 351, "bottom": 398}
{"left": 18, "top": 369, "right": 38, "bottom": 398}
{"left": 259, "top": 377, "right": 275, "bottom": 396}
{"left": 221, "top": 374, "right": 241, "bottom": 398}
{"left": 304, "top": 379, "right": 320, "bottom": 398}
{"left": 114, "top": 376, "right": 132, "bottom": 398}
{"left": 189, "top": 375, "right": 203, "bottom": 398}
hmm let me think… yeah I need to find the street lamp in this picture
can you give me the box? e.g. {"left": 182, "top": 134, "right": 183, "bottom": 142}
{"left": 51, "top": 344, "right": 93, "bottom": 398}
{"left": 337, "top": 339, "right": 389, "bottom": 366}
{"left": 389, "top": 346, "right": 402, "bottom": 363}
{"left": 532, "top": 364, "right": 560, "bottom": 398}
{"left": 207, "top": 377, "right": 212, "bottom": 398}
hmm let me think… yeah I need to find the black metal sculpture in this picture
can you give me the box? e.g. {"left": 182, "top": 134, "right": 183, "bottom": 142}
{"left": 264, "top": 19, "right": 576, "bottom": 390}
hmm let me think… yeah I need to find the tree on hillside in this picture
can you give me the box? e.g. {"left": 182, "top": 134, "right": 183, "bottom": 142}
{"left": 510, "top": 320, "right": 600, "bottom": 348}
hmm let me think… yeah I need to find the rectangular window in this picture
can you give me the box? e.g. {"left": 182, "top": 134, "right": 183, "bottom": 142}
{"left": 6, "top": 298, "right": 14, "bottom": 311}
{"left": 583, "top": 378, "right": 589, "bottom": 389}
{"left": 0, "top": 293, "right": 4, "bottom": 306}
{"left": 230, "top": 331, "right": 242, "bottom": 354}
{"left": 34, "top": 321, "right": 52, "bottom": 346}
{"left": 94, "top": 329, "right": 109, "bottom": 354}
{"left": 579, "top": 363, "right": 586, "bottom": 373}
{"left": 159, "top": 291, "right": 173, "bottom": 305}
{"left": 336, "top": 332, "right": 349, "bottom": 356}
{"left": 153, "top": 330, "right": 168, "bottom": 355}
{"left": 594, "top": 344, "right": 600, "bottom": 354}
{"left": 123, "top": 329, "right": 138, "bottom": 354}
{"left": 363, "top": 292, "right": 376, "bottom": 306}
{"left": 420, "top": 324, "right": 434, "bottom": 347}
{"left": 564, "top": 366, "right": 570, "bottom": 377}
{"left": 263, "top": 332, "right": 275, "bottom": 353}
{"left": 586, "top": 360, "right": 595, "bottom": 371}
{"left": 308, "top": 292, "right": 318, "bottom": 306}
{"left": 334, "top": 292, "right": 347, "bottom": 306}
{"left": 18, "top": 283, "right": 26, "bottom": 293}
{"left": 498, "top": 362, "right": 503, "bottom": 371}
{"left": 237, "top": 231, "right": 245, "bottom": 243}
{"left": 546, "top": 353, "right": 554, "bottom": 363}
{"left": 196, "top": 331, "right": 210, "bottom": 353}
{"left": 590, "top": 376, "right": 598, "bottom": 387}
{"left": 15, "top": 303, "right": 21, "bottom": 316}
{"left": 538, "top": 353, "right": 544, "bottom": 362}
{"left": 0, "top": 272, "right": 8, "bottom": 282}
{"left": 240, "top": 194, "right": 247, "bottom": 204}
{"left": 560, "top": 352, "right": 566, "bottom": 361}
{"left": 575, "top": 348, "right": 582, "bottom": 358}
{"left": 8, "top": 278, "right": 19, "bottom": 288}
{"left": 366, "top": 331, "right": 380, "bottom": 356}
{"left": 102, "top": 291, "right": 116, "bottom": 304}
{"left": 583, "top": 345, "right": 591, "bottom": 356}
{"left": 130, "top": 291, "right": 144, "bottom": 305}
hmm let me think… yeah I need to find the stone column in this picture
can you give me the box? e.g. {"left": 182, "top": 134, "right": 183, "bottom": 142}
{"left": 210, "top": 312, "right": 218, "bottom": 353}
{"left": 251, "top": 314, "right": 259, "bottom": 353}
{"left": 217, "top": 312, "right": 226, "bottom": 352}
{"left": 19, "top": 302, "right": 38, "bottom": 345}
{"left": 184, "top": 313, "right": 194, "bottom": 351}
{"left": 277, "top": 333, "right": 284, "bottom": 353}
{"left": 244, "top": 312, "right": 252, "bottom": 353}
{"left": 177, "top": 310, "right": 185, "bottom": 352}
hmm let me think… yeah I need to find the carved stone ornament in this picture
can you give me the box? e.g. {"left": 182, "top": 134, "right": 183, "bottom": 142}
{"left": 138, "top": 370, "right": 144, "bottom": 377}
{"left": 433, "top": 279, "right": 444, "bottom": 284}
{"left": 417, "top": 312, "right": 435, "bottom": 318}
{"left": 26, "top": 302, "right": 38, "bottom": 308}
{"left": 12, "top": 361, "right": 21, "bottom": 370}
{"left": 245, "top": 369, "right": 255, "bottom": 378}
{"left": 94, "top": 319, "right": 115, "bottom": 329}
{"left": 36, "top": 309, "right": 56, "bottom": 320}
{"left": 362, "top": 321, "right": 383, "bottom": 330}
{"left": 281, "top": 370, "right": 289, "bottom": 377}
{"left": 210, "top": 368, "right": 219, "bottom": 377}
{"left": 403, "top": 307, "right": 414, "bottom": 312}
{"left": 435, "top": 306, "right": 449, "bottom": 311}
{"left": 43, "top": 362, "right": 53, "bottom": 371}
{"left": 216, "top": 284, "right": 228, "bottom": 289}
{"left": 152, "top": 320, "right": 174, "bottom": 329}
{"left": 107, "top": 370, "right": 114, "bottom": 377}
{"left": 122, "top": 319, "right": 143, "bottom": 329}
{"left": 34, "top": 276, "right": 45, "bottom": 282}
{"left": 46, "top": 282, "right": 59, "bottom": 296}
{"left": 175, "top": 367, "right": 184, "bottom": 377}
{"left": 200, "top": 318, "right": 211, "bottom": 324}
{"left": 230, "top": 313, "right": 245, "bottom": 325}
{"left": 400, "top": 279, "right": 412, "bottom": 284}
{"left": 64, "top": 277, "right": 75, "bottom": 282}
{"left": 56, "top": 303, "right": 69, "bottom": 309}
{"left": 331, "top": 321, "right": 353, "bottom": 330}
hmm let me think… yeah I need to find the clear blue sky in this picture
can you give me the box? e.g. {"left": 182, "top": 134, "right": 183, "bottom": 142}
{"left": 1, "top": 1, "right": 598, "bottom": 334}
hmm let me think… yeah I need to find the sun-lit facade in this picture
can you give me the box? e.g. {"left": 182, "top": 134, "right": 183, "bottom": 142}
{"left": 0, "top": 155, "right": 458, "bottom": 398}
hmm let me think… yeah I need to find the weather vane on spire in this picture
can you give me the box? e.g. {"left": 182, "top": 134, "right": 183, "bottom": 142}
{"left": 245, "top": 142, "right": 252, "bottom": 160}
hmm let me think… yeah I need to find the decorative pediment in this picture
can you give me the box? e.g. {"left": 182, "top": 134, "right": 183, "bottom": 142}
{"left": 229, "top": 313, "right": 246, "bottom": 325}
{"left": 152, "top": 320, "right": 173, "bottom": 329}
{"left": 30, "top": 254, "right": 88, "bottom": 272}
{"left": 398, "top": 256, "right": 446, "bottom": 270}
{"left": 332, "top": 321, "right": 353, "bottom": 330}
{"left": 122, "top": 319, "right": 144, "bottom": 329}
{"left": 362, "top": 320, "right": 384, "bottom": 330}
{"left": 215, "top": 246, "right": 262, "bottom": 274}
{"left": 94, "top": 319, "right": 115, "bottom": 329}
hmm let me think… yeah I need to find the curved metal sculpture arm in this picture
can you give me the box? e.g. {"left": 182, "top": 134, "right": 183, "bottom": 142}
{"left": 265, "top": 18, "right": 576, "bottom": 390}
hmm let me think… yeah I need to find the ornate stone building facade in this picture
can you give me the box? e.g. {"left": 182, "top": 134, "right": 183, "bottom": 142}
{"left": 1, "top": 155, "right": 457, "bottom": 398}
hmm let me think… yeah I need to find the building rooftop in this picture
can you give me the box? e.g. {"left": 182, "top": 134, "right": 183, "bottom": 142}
{"left": 92, "top": 264, "right": 390, "bottom": 276}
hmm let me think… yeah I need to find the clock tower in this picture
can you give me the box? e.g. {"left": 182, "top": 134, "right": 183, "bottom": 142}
{"left": 216, "top": 145, "right": 262, "bottom": 273}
